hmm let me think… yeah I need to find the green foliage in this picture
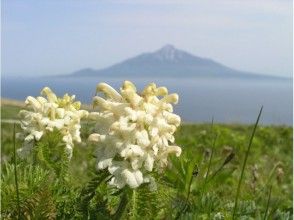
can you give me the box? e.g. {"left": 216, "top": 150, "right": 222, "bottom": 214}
{"left": 1, "top": 163, "right": 56, "bottom": 219}
{"left": 34, "top": 129, "right": 71, "bottom": 180}
{"left": 1, "top": 104, "right": 293, "bottom": 219}
{"left": 125, "top": 183, "right": 174, "bottom": 220}
{"left": 52, "top": 183, "right": 80, "bottom": 219}
{"left": 75, "top": 170, "right": 111, "bottom": 219}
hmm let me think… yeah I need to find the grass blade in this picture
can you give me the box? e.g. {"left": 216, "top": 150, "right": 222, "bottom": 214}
{"left": 13, "top": 123, "right": 21, "bottom": 219}
{"left": 175, "top": 172, "right": 194, "bottom": 220}
{"left": 204, "top": 136, "right": 217, "bottom": 184}
{"left": 232, "top": 106, "right": 263, "bottom": 219}
{"left": 263, "top": 185, "right": 272, "bottom": 220}
{"left": 204, "top": 116, "right": 216, "bottom": 184}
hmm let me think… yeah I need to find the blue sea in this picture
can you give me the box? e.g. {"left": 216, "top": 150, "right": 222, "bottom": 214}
{"left": 2, "top": 76, "right": 293, "bottom": 125}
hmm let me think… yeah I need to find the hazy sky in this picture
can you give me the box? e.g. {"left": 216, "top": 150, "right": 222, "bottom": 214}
{"left": 2, "top": 0, "right": 293, "bottom": 77}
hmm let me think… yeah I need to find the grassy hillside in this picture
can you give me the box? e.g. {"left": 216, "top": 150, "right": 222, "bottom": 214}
{"left": 1, "top": 103, "right": 293, "bottom": 219}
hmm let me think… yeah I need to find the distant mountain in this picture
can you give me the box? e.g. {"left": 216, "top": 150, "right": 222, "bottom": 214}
{"left": 68, "top": 44, "right": 283, "bottom": 79}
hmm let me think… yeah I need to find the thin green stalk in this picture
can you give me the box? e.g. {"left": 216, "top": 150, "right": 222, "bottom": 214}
{"left": 208, "top": 151, "right": 235, "bottom": 182}
{"left": 113, "top": 192, "right": 128, "bottom": 220}
{"left": 175, "top": 173, "right": 194, "bottom": 219}
{"left": 204, "top": 135, "right": 218, "bottom": 185}
{"left": 232, "top": 106, "right": 263, "bottom": 219}
{"left": 131, "top": 189, "right": 137, "bottom": 219}
{"left": 199, "top": 117, "right": 216, "bottom": 215}
{"left": 263, "top": 185, "right": 272, "bottom": 220}
{"left": 204, "top": 148, "right": 213, "bottom": 184}
{"left": 255, "top": 163, "right": 281, "bottom": 200}
{"left": 210, "top": 117, "right": 214, "bottom": 131}
{"left": 13, "top": 123, "right": 21, "bottom": 219}
{"left": 203, "top": 117, "right": 216, "bottom": 186}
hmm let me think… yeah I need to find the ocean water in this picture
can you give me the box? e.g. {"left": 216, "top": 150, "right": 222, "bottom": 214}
{"left": 1, "top": 76, "right": 292, "bottom": 125}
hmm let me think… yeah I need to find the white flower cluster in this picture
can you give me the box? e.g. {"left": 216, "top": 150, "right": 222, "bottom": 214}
{"left": 89, "top": 81, "right": 181, "bottom": 189}
{"left": 17, "top": 87, "right": 88, "bottom": 158}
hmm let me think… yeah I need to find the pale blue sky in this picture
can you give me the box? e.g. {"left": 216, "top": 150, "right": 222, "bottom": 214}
{"left": 2, "top": 0, "right": 293, "bottom": 77}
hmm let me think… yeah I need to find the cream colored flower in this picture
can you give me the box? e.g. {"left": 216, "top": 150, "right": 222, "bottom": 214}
{"left": 89, "top": 81, "right": 181, "bottom": 189}
{"left": 17, "top": 87, "right": 88, "bottom": 158}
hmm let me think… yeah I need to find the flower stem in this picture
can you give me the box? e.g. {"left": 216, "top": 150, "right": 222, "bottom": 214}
{"left": 113, "top": 192, "right": 128, "bottom": 220}
{"left": 232, "top": 106, "right": 263, "bottom": 219}
{"left": 131, "top": 189, "right": 137, "bottom": 219}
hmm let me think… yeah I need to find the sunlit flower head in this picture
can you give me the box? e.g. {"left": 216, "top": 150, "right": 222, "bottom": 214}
{"left": 89, "top": 81, "right": 181, "bottom": 189}
{"left": 17, "top": 87, "right": 88, "bottom": 159}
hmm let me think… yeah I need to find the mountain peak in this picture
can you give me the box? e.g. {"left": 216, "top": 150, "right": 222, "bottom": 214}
{"left": 159, "top": 44, "right": 176, "bottom": 52}
{"left": 154, "top": 44, "right": 183, "bottom": 62}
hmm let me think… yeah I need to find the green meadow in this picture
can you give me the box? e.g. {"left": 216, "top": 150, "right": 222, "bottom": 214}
{"left": 1, "top": 102, "right": 292, "bottom": 219}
